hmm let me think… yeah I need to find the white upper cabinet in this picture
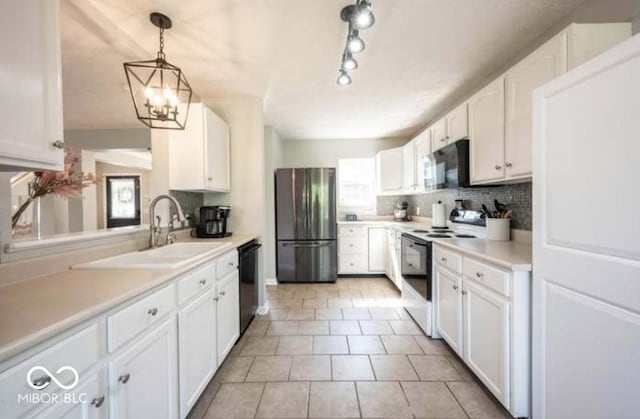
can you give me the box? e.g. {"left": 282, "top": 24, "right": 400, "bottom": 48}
{"left": 0, "top": 0, "right": 64, "bottom": 171}
{"left": 401, "top": 141, "right": 417, "bottom": 192}
{"left": 168, "top": 103, "right": 230, "bottom": 192}
{"left": 375, "top": 147, "right": 403, "bottom": 194}
{"left": 413, "top": 129, "right": 431, "bottom": 193}
{"left": 469, "top": 77, "right": 505, "bottom": 184}
{"left": 446, "top": 103, "right": 469, "bottom": 143}
{"left": 430, "top": 118, "right": 448, "bottom": 152}
{"left": 505, "top": 31, "right": 567, "bottom": 179}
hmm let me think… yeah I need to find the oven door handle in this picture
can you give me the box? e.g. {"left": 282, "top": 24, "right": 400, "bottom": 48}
{"left": 412, "top": 242, "right": 427, "bottom": 247}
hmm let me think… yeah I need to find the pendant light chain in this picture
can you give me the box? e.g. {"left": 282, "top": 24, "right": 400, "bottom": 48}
{"left": 157, "top": 27, "right": 166, "bottom": 61}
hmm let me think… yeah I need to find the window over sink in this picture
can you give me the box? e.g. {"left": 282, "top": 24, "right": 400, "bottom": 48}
{"left": 337, "top": 158, "right": 376, "bottom": 215}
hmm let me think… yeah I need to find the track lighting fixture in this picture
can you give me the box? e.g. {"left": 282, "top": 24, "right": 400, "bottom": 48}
{"left": 337, "top": 1, "right": 374, "bottom": 85}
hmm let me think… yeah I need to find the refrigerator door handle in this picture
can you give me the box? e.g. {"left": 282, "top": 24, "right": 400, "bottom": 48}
{"left": 282, "top": 242, "right": 330, "bottom": 248}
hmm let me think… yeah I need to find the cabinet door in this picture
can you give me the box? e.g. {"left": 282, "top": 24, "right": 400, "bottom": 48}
{"left": 447, "top": 103, "right": 469, "bottom": 142}
{"left": 216, "top": 271, "right": 240, "bottom": 362}
{"left": 401, "top": 141, "right": 416, "bottom": 192}
{"left": 505, "top": 32, "right": 567, "bottom": 179}
{"left": 463, "top": 280, "right": 510, "bottom": 407}
{"left": 0, "top": 0, "right": 63, "bottom": 171}
{"left": 34, "top": 369, "right": 109, "bottom": 419}
{"left": 384, "top": 229, "right": 396, "bottom": 281}
{"left": 435, "top": 268, "right": 463, "bottom": 355}
{"left": 430, "top": 118, "right": 448, "bottom": 152}
{"left": 203, "top": 107, "right": 231, "bottom": 192}
{"left": 111, "top": 317, "right": 178, "bottom": 419}
{"left": 178, "top": 290, "right": 217, "bottom": 418}
{"left": 368, "top": 227, "right": 387, "bottom": 272}
{"left": 469, "top": 77, "right": 506, "bottom": 183}
{"left": 413, "top": 129, "right": 430, "bottom": 193}
{"left": 376, "top": 148, "right": 403, "bottom": 193}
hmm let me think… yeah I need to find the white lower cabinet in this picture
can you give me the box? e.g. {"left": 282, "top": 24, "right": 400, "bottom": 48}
{"left": 367, "top": 227, "right": 386, "bottom": 273}
{"left": 216, "top": 271, "right": 240, "bottom": 362}
{"left": 178, "top": 290, "right": 217, "bottom": 418}
{"left": 462, "top": 280, "right": 510, "bottom": 408}
{"left": 110, "top": 317, "right": 178, "bottom": 419}
{"left": 35, "top": 368, "right": 109, "bottom": 419}
{"left": 435, "top": 267, "right": 463, "bottom": 355}
{"left": 434, "top": 244, "right": 530, "bottom": 418}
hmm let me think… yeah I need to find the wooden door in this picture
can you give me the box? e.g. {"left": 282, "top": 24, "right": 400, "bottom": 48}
{"left": 532, "top": 34, "right": 640, "bottom": 419}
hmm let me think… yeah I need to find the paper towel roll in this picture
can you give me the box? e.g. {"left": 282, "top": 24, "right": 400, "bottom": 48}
{"left": 432, "top": 202, "right": 447, "bottom": 228}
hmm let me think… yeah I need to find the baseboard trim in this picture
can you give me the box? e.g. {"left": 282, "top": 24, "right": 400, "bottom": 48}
{"left": 265, "top": 277, "right": 278, "bottom": 286}
{"left": 256, "top": 303, "right": 270, "bottom": 315}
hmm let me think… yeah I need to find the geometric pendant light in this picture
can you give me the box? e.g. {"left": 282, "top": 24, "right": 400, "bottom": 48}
{"left": 123, "top": 13, "right": 193, "bottom": 130}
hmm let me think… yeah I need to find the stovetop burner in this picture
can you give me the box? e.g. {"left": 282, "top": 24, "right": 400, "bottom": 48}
{"left": 455, "top": 234, "right": 477, "bottom": 238}
{"left": 413, "top": 229, "right": 429, "bottom": 233}
{"left": 427, "top": 234, "right": 452, "bottom": 238}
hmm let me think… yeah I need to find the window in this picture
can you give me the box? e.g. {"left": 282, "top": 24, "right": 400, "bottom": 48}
{"left": 338, "top": 158, "right": 376, "bottom": 214}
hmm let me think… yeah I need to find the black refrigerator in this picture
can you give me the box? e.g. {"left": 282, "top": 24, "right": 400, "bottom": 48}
{"left": 275, "top": 168, "right": 337, "bottom": 283}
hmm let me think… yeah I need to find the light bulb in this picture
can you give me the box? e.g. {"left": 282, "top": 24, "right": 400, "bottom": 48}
{"left": 348, "top": 33, "right": 365, "bottom": 53}
{"left": 163, "top": 88, "right": 174, "bottom": 99}
{"left": 152, "top": 95, "right": 165, "bottom": 107}
{"left": 144, "top": 86, "right": 155, "bottom": 99}
{"left": 342, "top": 53, "right": 358, "bottom": 70}
{"left": 337, "top": 71, "right": 352, "bottom": 86}
{"left": 353, "top": 2, "right": 374, "bottom": 29}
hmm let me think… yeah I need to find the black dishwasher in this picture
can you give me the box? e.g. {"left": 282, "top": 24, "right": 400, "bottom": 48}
{"left": 238, "top": 239, "right": 261, "bottom": 335}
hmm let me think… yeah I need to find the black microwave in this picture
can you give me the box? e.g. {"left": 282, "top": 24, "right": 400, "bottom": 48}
{"left": 423, "top": 139, "right": 470, "bottom": 190}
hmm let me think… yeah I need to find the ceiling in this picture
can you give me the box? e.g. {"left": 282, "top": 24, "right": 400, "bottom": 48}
{"left": 61, "top": 0, "right": 589, "bottom": 139}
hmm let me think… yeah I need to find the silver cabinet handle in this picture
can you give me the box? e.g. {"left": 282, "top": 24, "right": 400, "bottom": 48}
{"left": 452, "top": 284, "right": 459, "bottom": 290}
{"left": 51, "top": 140, "right": 65, "bottom": 149}
{"left": 228, "top": 262, "right": 235, "bottom": 266}
{"left": 91, "top": 395, "right": 105, "bottom": 408}
{"left": 220, "top": 291, "right": 226, "bottom": 296}
{"left": 207, "top": 177, "right": 213, "bottom": 181}
{"left": 461, "top": 290, "right": 468, "bottom": 295}
{"left": 495, "top": 165, "right": 502, "bottom": 170}
{"left": 349, "top": 244, "right": 354, "bottom": 247}
{"left": 32, "top": 374, "right": 51, "bottom": 388}
{"left": 148, "top": 307, "right": 158, "bottom": 316}
{"left": 200, "top": 279, "right": 207, "bottom": 285}
{"left": 213, "top": 296, "right": 220, "bottom": 302}
{"left": 505, "top": 162, "right": 512, "bottom": 168}
{"left": 441, "top": 257, "right": 447, "bottom": 262}
{"left": 446, "top": 136, "right": 450, "bottom": 140}
{"left": 476, "top": 272, "right": 483, "bottom": 278}
{"left": 440, "top": 138, "right": 446, "bottom": 142}
{"left": 118, "top": 373, "right": 130, "bottom": 384}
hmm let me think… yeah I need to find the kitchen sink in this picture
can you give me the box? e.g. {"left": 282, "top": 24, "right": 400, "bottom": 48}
{"left": 73, "top": 242, "right": 233, "bottom": 270}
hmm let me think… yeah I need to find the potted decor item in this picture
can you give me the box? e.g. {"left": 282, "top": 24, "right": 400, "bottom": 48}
{"left": 11, "top": 150, "right": 97, "bottom": 232}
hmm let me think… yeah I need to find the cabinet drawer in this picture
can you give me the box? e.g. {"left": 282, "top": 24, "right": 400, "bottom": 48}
{"left": 339, "top": 237, "right": 367, "bottom": 254}
{"left": 108, "top": 284, "right": 176, "bottom": 352}
{"left": 216, "top": 250, "right": 238, "bottom": 279}
{"left": 338, "top": 225, "right": 367, "bottom": 237}
{"left": 463, "top": 258, "right": 511, "bottom": 297}
{"left": 178, "top": 262, "right": 215, "bottom": 305}
{"left": 0, "top": 322, "right": 104, "bottom": 419}
{"left": 339, "top": 254, "right": 368, "bottom": 273}
{"left": 434, "top": 246, "right": 462, "bottom": 274}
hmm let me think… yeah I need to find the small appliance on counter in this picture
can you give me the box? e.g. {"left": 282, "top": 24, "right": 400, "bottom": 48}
{"left": 195, "top": 206, "right": 232, "bottom": 238}
{"left": 345, "top": 213, "right": 358, "bottom": 221}
{"left": 394, "top": 201, "right": 410, "bottom": 221}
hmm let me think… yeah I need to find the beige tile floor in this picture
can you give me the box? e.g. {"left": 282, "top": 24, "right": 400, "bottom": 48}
{"left": 188, "top": 277, "right": 512, "bottom": 419}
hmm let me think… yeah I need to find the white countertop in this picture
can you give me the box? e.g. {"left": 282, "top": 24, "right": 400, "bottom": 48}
{"left": 337, "top": 219, "right": 532, "bottom": 272}
{"left": 0, "top": 234, "right": 256, "bottom": 364}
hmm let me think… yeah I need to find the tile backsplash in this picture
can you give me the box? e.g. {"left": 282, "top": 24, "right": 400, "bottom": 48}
{"left": 377, "top": 182, "right": 532, "bottom": 230}
{"left": 170, "top": 190, "right": 204, "bottom": 225}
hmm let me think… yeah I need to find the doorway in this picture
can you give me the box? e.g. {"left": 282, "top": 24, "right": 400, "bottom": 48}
{"left": 105, "top": 175, "right": 141, "bottom": 228}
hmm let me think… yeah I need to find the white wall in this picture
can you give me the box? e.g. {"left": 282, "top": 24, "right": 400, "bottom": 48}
{"left": 263, "top": 126, "right": 284, "bottom": 282}
{"left": 281, "top": 137, "right": 407, "bottom": 168}
{"left": 201, "top": 96, "right": 267, "bottom": 305}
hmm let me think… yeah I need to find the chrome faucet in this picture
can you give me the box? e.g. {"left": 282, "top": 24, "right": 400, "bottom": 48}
{"left": 149, "top": 194, "right": 186, "bottom": 248}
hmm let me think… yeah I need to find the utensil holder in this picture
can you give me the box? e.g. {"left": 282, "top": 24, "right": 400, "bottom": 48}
{"left": 487, "top": 218, "right": 510, "bottom": 241}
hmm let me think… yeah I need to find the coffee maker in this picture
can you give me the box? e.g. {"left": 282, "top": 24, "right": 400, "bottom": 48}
{"left": 196, "top": 206, "right": 232, "bottom": 238}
